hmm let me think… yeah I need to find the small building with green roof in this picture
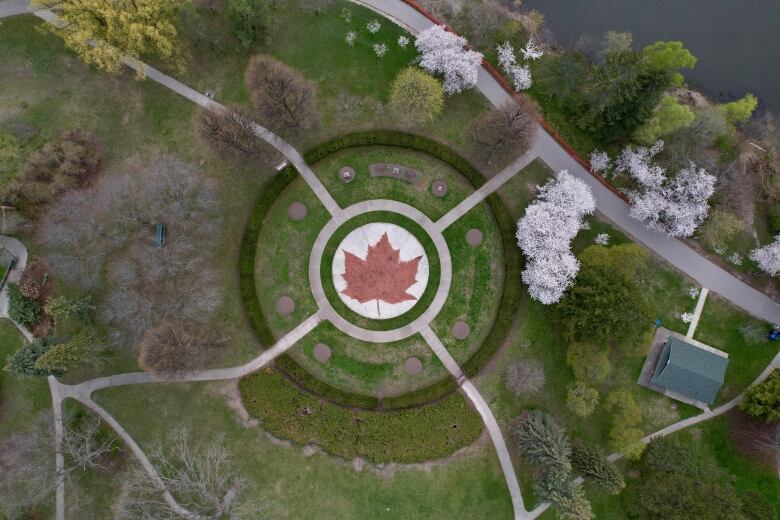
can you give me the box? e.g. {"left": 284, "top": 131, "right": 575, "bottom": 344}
{"left": 650, "top": 335, "right": 729, "bottom": 406}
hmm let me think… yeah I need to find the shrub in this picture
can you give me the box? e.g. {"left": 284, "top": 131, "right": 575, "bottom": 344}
{"left": 571, "top": 442, "right": 625, "bottom": 494}
{"left": 505, "top": 358, "right": 545, "bottom": 395}
{"left": 388, "top": 67, "right": 445, "bottom": 126}
{"left": 34, "top": 328, "right": 100, "bottom": 373}
{"left": 1, "top": 130, "right": 103, "bottom": 216}
{"left": 7, "top": 283, "right": 41, "bottom": 326}
{"left": 767, "top": 203, "right": 780, "bottom": 233}
{"left": 44, "top": 295, "right": 95, "bottom": 326}
{"left": 228, "top": 0, "right": 270, "bottom": 49}
{"left": 697, "top": 209, "right": 743, "bottom": 251}
{"left": 566, "top": 383, "right": 599, "bottom": 417}
{"left": 514, "top": 410, "right": 571, "bottom": 472}
{"left": 720, "top": 93, "right": 758, "bottom": 124}
{"left": 138, "top": 321, "right": 224, "bottom": 380}
{"left": 18, "top": 261, "right": 48, "bottom": 299}
{"left": 605, "top": 389, "right": 645, "bottom": 459}
{"left": 4, "top": 337, "right": 57, "bottom": 376}
{"left": 740, "top": 370, "right": 780, "bottom": 423}
{"left": 566, "top": 342, "right": 611, "bottom": 384}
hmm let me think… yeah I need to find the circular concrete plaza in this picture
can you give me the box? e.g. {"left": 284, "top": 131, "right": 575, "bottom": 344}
{"left": 332, "top": 222, "right": 429, "bottom": 320}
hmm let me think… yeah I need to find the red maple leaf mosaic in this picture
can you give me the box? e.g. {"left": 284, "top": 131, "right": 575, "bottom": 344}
{"left": 341, "top": 232, "right": 422, "bottom": 316}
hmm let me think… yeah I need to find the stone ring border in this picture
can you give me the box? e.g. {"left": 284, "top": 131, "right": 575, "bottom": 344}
{"left": 310, "top": 200, "right": 452, "bottom": 343}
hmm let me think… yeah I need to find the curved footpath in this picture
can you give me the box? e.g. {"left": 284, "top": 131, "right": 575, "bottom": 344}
{"left": 0, "top": 236, "right": 34, "bottom": 342}
{"left": 353, "top": 0, "right": 780, "bottom": 325}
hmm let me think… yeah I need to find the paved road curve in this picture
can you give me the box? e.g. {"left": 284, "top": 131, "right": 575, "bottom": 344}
{"left": 354, "top": 0, "right": 780, "bottom": 325}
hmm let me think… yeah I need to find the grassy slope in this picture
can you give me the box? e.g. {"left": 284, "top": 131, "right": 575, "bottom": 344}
{"left": 95, "top": 381, "right": 514, "bottom": 519}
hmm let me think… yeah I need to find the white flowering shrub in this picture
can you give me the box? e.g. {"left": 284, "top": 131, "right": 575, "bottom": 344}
{"left": 728, "top": 252, "right": 743, "bottom": 265}
{"left": 688, "top": 287, "right": 700, "bottom": 299}
{"left": 397, "top": 35, "right": 410, "bottom": 48}
{"left": 366, "top": 20, "right": 381, "bottom": 34}
{"left": 749, "top": 234, "right": 780, "bottom": 276}
{"left": 594, "top": 233, "right": 610, "bottom": 245}
{"left": 345, "top": 31, "right": 356, "bottom": 47}
{"left": 521, "top": 41, "right": 544, "bottom": 60}
{"left": 496, "top": 41, "right": 532, "bottom": 91}
{"left": 680, "top": 312, "right": 694, "bottom": 323}
{"left": 516, "top": 170, "right": 596, "bottom": 304}
{"left": 415, "top": 25, "right": 483, "bottom": 95}
{"left": 340, "top": 8, "right": 352, "bottom": 23}
{"left": 373, "top": 43, "right": 388, "bottom": 58}
{"left": 615, "top": 141, "right": 716, "bottom": 237}
{"left": 590, "top": 150, "right": 611, "bottom": 174}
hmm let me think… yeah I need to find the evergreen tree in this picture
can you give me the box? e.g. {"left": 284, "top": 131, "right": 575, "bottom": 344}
{"left": 514, "top": 410, "right": 572, "bottom": 473}
{"left": 571, "top": 442, "right": 625, "bottom": 494}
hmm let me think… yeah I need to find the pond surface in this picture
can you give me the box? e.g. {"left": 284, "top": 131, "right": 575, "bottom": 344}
{"left": 520, "top": 0, "right": 780, "bottom": 112}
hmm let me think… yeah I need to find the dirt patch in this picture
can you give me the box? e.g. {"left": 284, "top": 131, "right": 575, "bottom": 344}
{"left": 276, "top": 295, "right": 295, "bottom": 316}
{"left": 452, "top": 321, "right": 471, "bottom": 340}
{"left": 466, "top": 228, "right": 484, "bottom": 246}
{"left": 287, "top": 201, "right": 307, "bottom": 221}
{"left": 403, "top": 356, "right": 423, "bottom": 375}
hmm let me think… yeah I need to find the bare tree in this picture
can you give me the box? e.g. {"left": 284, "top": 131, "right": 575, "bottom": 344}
{"left": 195, "top": 106, "right": 281, "bottom": 168}
{"left": 506, "top": 358, "right": 546, "bottom": 395}
{"left": 0, "top": 412, "right": 119, "bottom": 517}
{"left": 138, "top": 321, "right": 225, "bottom": 380}
{"left": 245, "top": 54, "right": 319, "bottom": 133}
{"left": 116, "top": 428, "right": 262, "bottom": 519}
{"left": 37, "top": 157, "right": 224, "bottom": 344}
{"left": 470, "top": 99, "right": 537, "bottom": 165}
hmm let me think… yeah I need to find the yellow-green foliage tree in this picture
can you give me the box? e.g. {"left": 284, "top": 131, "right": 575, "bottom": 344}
{"left": 32, "top": 0, "right": 187, "bottom": 76}
{"left": 604, "top": 389, "right": 645, "bottom": 459}
{"left": 388, "top": 67, "right": 445, "bottom": 126}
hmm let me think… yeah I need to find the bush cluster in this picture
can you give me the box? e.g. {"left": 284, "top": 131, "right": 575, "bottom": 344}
{"left": 7, "top": 283, "right": 41, "bottom": 326}
{"left": 239, "top": 369, "right": 483, "bottom": 463}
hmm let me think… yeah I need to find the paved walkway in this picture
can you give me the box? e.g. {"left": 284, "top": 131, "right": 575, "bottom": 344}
{"left": 435, "top": 149, "right": 538, "bottom": 232}
{"left": 420, "top": 325, "right": 528, "bottom": 518}
{"left": 354, "top": 0, "right": 780, "bottom": 326}
{"left": 686, "top": 287, "right": 709, "bottom": 338}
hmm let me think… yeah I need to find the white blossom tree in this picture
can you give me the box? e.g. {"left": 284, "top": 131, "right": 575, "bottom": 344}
{"left": 616, "top": 141, "right": 716, "bottom": 237}
{"left": 749, "top": 234, "right": 780, "bottom": 276}
{"left": 589, "top": 150, "right": 611, "bottom": 173}
{"left": 516, "top": 170, "right": 595, "bottom": 304}
{"left": 496, "top": 41, "right": 532, "bottom": 91}
{"left": 520, "top": 40, "right": 544, "bottom": 60}
{"left": 415, "top": 25, "right": 483, "bottom": 95}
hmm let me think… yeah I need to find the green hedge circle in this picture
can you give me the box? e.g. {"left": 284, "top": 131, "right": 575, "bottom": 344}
{"left": 239, "top": 130, "right": 522, "bottom": 411}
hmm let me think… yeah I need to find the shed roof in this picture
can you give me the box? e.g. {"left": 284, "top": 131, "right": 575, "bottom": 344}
{"left": 650, "top": 337, "right": 728, "bottom": 405}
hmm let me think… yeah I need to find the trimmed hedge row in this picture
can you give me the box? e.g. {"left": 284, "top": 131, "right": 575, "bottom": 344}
{"left": 239, "top": 130, "right": 521, "bottom": 412}
{"left": 239, "top": 368, "right": 483, "bottom": 463}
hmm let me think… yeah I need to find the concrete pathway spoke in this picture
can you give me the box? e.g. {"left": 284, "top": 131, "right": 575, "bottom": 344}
{"left": 420, "top": 325, "right": 527, "bottom": 519}
{"left": 435, "top": 150, "right": 537, "bottom": 232}
{"left": 0, "top": 236, "right": 35, "bottom": 342}
{"left": 686, "top": 287, "right": 709, "bottom": 338}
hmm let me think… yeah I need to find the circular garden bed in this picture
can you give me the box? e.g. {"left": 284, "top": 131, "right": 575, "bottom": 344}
{"left": 239, "top": 131, "right": 523, "bottom": 462}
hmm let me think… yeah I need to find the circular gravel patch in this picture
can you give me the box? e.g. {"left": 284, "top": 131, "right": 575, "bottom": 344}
{"left": 466, "top": 228, "right": 484, "bottom": 247}
{"left": 452, "top": 320, "right": 471, "bottom": 340}
{"left": 404, "top": 356, "right": 423, "bottom": 375}
{"left": 276, "top": 296, "right": 295, "bottom": 316}
{"left": 313, "top": 343, "right": 332, "bottom": 363}
{"left": 339, "top": 166, "right": 356, "bottom": 183}
{"left": 288, "top": 202, "right": 307, "bottom": 221}
{"left": 431, "top": 180, "right": 448, "bottom": 197}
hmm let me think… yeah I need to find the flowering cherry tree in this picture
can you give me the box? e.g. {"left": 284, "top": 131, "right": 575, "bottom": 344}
{"left": 589, "top": 150, "right": 611, "bottom": 174}
{"left": 749, "top": 234, "right": 780, "bottom": 276}
{"left": 496, "top": 41, "right": 532, "bottom": 91}
{"left": 516, "top": 170, "right": 596, "bottom": 304}
{"left": 520, "top": 41, "right": 544, "bottom": 60}
{"left": 415, "top": 25, "right": 483, "bottom": 95}
{"left": 615, "top": 141, "right": 716, "bottom": 237}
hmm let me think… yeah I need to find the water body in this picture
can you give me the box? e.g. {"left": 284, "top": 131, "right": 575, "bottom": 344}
{"left": 520, "top": 0, "right": 780, "bottom": 112}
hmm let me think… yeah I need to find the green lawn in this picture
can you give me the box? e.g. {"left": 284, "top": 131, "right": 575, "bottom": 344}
{"left": 94, "top": 381, "right": 514, "bottom": 519}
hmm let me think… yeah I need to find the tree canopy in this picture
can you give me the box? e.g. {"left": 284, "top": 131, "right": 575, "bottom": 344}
{"left": 32, "top": 0, "right": 187, "bottom": 76}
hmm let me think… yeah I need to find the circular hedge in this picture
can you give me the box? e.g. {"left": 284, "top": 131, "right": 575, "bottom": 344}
{"left": 239, "top": 130, "right": 521, "bottom": 411}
